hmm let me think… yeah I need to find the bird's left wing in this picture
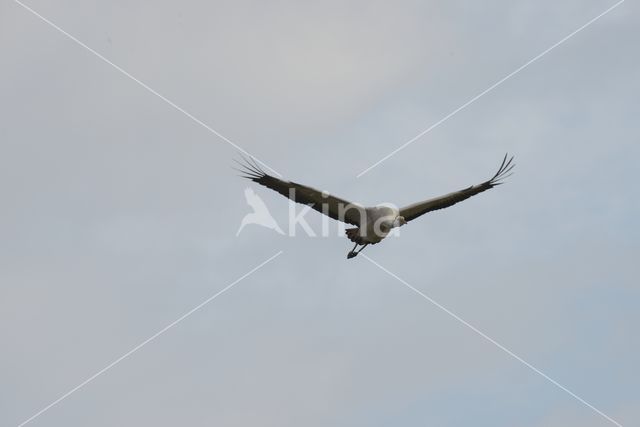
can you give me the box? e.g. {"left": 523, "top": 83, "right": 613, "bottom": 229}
{"left": 400, "top": 154, "right": 514, "bottom": 223}
{"left": 235, "top": 157, "right": 364, "bottom": 226}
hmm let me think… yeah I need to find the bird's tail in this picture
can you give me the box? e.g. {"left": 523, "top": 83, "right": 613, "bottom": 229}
{"left": 345, "top": 228, "right": 365, "bottom": 245}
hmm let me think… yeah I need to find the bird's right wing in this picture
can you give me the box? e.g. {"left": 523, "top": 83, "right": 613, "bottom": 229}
{"left": 235, "top": 157, "right": 365, "bottom": 227}
{"left": 400, "top": 154, "right": 514, "bottom": 223}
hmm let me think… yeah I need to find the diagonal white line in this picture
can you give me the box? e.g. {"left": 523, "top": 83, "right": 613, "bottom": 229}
{"left": 356, "top": 0, "right": 625, "bottom": 178}
{"left": 362, "top": 254, "right": 623, "bottom": 427}
{"left": 16, "top": 251, "right": 283, "bottom": 427}
{"left": 13, "top": 0, "right": 282, "bottom": 177}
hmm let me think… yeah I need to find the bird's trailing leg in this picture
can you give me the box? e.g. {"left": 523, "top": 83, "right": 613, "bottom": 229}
{"left": 347, "top": 242, "right": 359, "bottom": 259}
{"left": 356, "top": 243, "right": 369, "bottom": 256}
{"left": 347, "top": 243, "right": 369, "bottom": 259}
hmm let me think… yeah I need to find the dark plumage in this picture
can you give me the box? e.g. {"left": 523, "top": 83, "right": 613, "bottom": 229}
{"left": 235, "top": 154, "right": 514, "bottom": 259}
{"left": 399, "top": 153, "right": 514, "bottom": 222}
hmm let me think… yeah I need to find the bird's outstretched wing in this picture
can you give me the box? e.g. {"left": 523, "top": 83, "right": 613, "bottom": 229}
{"left": 400, "top": 154, "right": 515, "bottom": 223}
{"left": 235, "top": 157, "right": 364, "bottom": 226}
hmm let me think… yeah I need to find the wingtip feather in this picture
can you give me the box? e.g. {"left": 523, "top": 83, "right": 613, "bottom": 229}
{"left": 233, "top": 155, "right": 267, "bottom": 180}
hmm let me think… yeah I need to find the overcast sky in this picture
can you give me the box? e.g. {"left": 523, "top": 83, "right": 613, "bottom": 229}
{"left": 1, "top": 0, "right": 638, "bottom": 426}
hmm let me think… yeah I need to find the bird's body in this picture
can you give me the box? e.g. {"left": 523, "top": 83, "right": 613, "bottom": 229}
{"left": 345, "top": 205, "right": 400, "bottom": 245}
{"left": 235, "top": 154, "right": 514, "bottom": 259}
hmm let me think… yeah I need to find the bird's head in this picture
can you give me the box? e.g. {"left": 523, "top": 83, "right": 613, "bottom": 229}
{"left": 393, "top": 216, "right": 407, "bottom": 227}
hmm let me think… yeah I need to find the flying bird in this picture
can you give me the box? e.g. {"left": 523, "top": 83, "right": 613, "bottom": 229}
{"left": 235, "top": 154, "right": 514, "bottom": 259}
